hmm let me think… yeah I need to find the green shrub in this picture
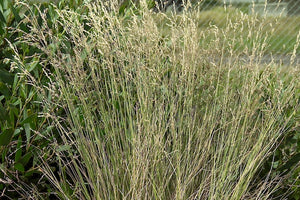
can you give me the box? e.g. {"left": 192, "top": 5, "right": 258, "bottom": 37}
{"left": 0, "top": 0, "right": 80, "bottom": 198}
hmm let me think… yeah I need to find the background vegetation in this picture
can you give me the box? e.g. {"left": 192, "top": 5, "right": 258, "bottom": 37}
{"left": 0, "top": 0, "right": 299, "bottom": 199}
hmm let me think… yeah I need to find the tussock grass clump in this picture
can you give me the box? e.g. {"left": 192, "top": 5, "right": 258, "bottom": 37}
{"left": 13, "top": 1, "right": 299, "bottom": 199}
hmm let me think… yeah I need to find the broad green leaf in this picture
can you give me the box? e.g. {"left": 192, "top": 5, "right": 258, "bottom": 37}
{"left": 24, "top": 123, "right": 30, "bottom": 146}
{"left": 12, "top": 98, "right": 21, "bottom": 106}
{"left": 278, "top": 153, "right": 300, "bottom": 173}
{"left": 0, "top": 82, "right": 11, "bottom": 97}
{"left": 20, "top": 84, "right": 27, "bottom": 99}
{"left": 32, "top": 155, "right": 38, "bottom": 166}
{"left": 14, "top": 163, "right": 25, "bottom": 173}
{"left": 27, "top": 60, "right": 39, "bottom": 72}
{"left": 20, "top": 152, "right": 32, "bottom": 166}
{"left": 0, "top": 128, "right": 13, "bottom": 146}
{"left": 0, "top": 25, "right": 4, "bottom": 35}
{"left": 0, "top": 101, "right": 7, "bottom": 120}
{"left": 27, "top": 89, "right": 36, "bottom": 101}
{"left": 0, "top": 9, "right": 6, "bottom": 23}
{"left": 3, "top": 0, "right": 8, "bottom": 10}
{"left": 24, "top": 168, "right": 40, "bottom": 177}
{"left": 12, "top": 74, "right": 18, "bottom": 91}
{"left": 48, "top": 4, "right": 59, "bottom": 21}
{"left": 8, "top": 109, "right": 15, "bottom": 127}
{"left": 57, "top": 145, "right": 71, "bottom": 152}
{"left": 15, "top": 135, "right": 22, "bottom": 162}
{"left": 9, "top": 106, "right": 18, "bottom": 124}
{"left": 0, "top": 69, "right": 14, "bottom": 85}
{"left": 10, "top": 5, "right": 28, "bottom": 32}
{"left": 3, "top": 9, "right": 10, "bottom": 21}
{"left": 13, "top": 128, "right": 21, "bottom": 136}
{"left": 10, "top": 4, "right": 20, "bottom": 22}
{"left": 20, "top": 113, "right": 37, "bottom": 125}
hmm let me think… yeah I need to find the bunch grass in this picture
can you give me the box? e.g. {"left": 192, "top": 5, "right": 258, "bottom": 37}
{"left": 12, "top": 0, "right": 300, "bottom": 199}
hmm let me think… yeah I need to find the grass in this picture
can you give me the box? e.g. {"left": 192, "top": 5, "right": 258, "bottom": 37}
{"left": 9, "top": 0, "right": 300, "bottom": 199}
{"left": 154, "top": 5, "right": 300, "bottom": 55}
{"left": 29, "top": 0, "right": 300, "bottom": 55}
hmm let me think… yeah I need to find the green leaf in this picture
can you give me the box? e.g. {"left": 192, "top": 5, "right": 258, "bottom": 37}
{"left": 15, "top": 135, "right": 22, "bottom": 162}
{"left": 13, "top": 128, "right": 21, "bottom": 136}
{"left": 3, "top": 9, "right": 10, "bottom": 22}
{"left": 14, "top": 163, "right": 25, "bottom": 173}
{"left": 0, "top": 128, "right": 13, "bottom": 146}
{"left": 27, "top": 60, "right": 39, "bottom": 72}
{"left": 0, "top": 69, "right": 14, "bottom": 85}
{"left": 48, "top": 4, "right": 59, "bottom": 22}
{"left": 10, "top": 4, "right": 21, "bottom": 22}
{"left": 24, "top": 123, "right": 30, "bottom": 146}
{"left": 57, "top": 145, "right": 71, "bottom": 152}
{"left": 0, "top": 82, "right": 11, "bottom": 97}
{"left": 9, "top": 107, "right": 18, "bottom": 125}
{"left": 0, "top": 25, "right": 4, "bottom": 35}
{"left": 20, "top": 152, "right": 32, "bottom": 166}
{"left": 12, "top": 98, "right": 21, "bottom": 106}
{"left": 278, "top": 153, "right": 300, "bottom": 173}
{"left": 24, "top": 168, "right": 40, "bottom": 177}
{"left": 0, "top": 8, "right": 6, "bottom": 23}
{"left": 20, "top": 113, "right": 37, "bottom": 125}
{"left": 0, "top": 101, "right": 7, "bottom": 121}
{"left": 3, "top": 0, "right": 8, "bottom": 10}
